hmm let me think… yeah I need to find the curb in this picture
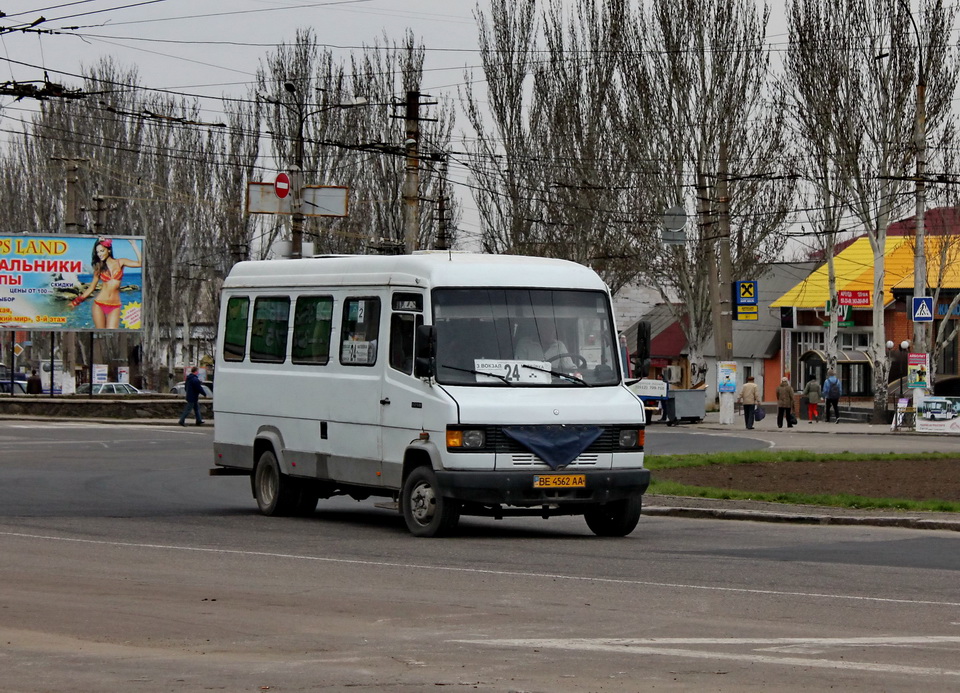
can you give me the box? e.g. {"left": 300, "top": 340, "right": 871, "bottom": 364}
{"left": 643, "top": 506, "right": 960, "bottom": 532}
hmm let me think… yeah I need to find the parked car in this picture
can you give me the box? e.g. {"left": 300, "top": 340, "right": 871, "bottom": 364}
{"left": 0, "top": 368, "right": 27, "bottom": 382}
{"left": 0, "top": 380, "right": 28, "bottom": 394}
{"left": 76, "top": 382, "right": 142, "bottom": 395}
{"left": 169, "top": 381, "right": 213, "bottom": 398}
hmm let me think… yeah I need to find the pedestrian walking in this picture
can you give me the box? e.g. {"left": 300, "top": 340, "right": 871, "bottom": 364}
{"left": 737, "top": 375, "right": 760, "bottom": 429}
{"left": 801, "top": 377, "right": 821, "bottom": 422}
{"left": 178, "top": 366, "right": 205, "bottom": 426}
{"left": 823, "top": 369, "right": 842, "bottom": 423}
{"left": 776, "top": 376, "right": 796, "bottom": 428}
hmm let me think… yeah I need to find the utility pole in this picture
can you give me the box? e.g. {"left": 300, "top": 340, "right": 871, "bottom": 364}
{"left": 52, "top": 156, "right": 88, "bottom": 395}
{"left": 716, "top": 142, "right": 734, "bottom": 364}
{"left": 702, "top": 143, "right": 736, "bottom": 426}
{"left": 435, "top": 192, "right": 448, "bottom": 250}
{"left": 700, "top": 170, "right": 722, "bottom": 358}
{"left": 910, "top": 15, "right": 927, "bottom": 356}
{"left": 92, "top": 195, "right": 107, "bottom": 236}
{"left": 403, "top": 90, "right": 421, "bottom": 255}
{"left": 896, "top": 3, "right": 927, "bottom": 407}
{"left": 64, "top": 159, "right": 81, "bottom": 233}
{"left": 290, "top": 114, "right": 306, "bottom": 260}
{"left": 716, "top": 144, "right": 735, "bottom": 425}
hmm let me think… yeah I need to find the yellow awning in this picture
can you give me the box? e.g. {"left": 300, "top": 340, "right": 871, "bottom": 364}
{"left": 890, "top": 234, "right": 960, "bottom": 290}
{"left": 771, "top": 236, "right": 915, "bottom": 308}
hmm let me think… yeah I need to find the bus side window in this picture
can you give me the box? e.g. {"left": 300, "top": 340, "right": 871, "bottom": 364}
{"left": 292, "top": 296, "right": 333, "bottom": 365}
{"left": 390, "top": 313, "right": 422, "bottom": 375}
{"left": 223, "top": 296, "right": 250, "bottom": 362}
{"left": 249, "top": 296, "right": 290, "bottom": 363}
{"left": 340, "top": 297, "right": 381, "bottom": 366}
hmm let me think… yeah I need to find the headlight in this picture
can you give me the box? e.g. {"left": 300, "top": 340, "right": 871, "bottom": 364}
{"left": 462, "top": 429, "right": 485, "bottom": 448}
{"left": 447, "top": 428, "right": 485, "bottom": 449}
{"left": 619, "top": 429, "right": 644, "bottom": 448}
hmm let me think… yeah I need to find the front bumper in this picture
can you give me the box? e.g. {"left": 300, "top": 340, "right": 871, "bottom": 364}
{"left": 433, "top": 468, "right": 650, "bottom": 507}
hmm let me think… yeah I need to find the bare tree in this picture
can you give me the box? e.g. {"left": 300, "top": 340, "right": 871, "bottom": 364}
{"left": 924, "top": 130, "right": 960, "bottom": 385}
{"left": 464, "top": 0, "right": 645, "bottom": 291}
{"left": 0, "top": 59, "right": 259, "bottom": 387}
{"left": 783, "top": 0, "right": 959, "bottom": 422}
{"left": 530, "top": 0, "right": 640, "bottom": 291}
{"left": 781, "top": 0, "right": 858, "bottom": 375}
{"left": 462, "top": 0, "right": 542, "bottom": 257}
{"left": 620, "top": 0, "right": 795, "bottom": 384}
{"left": 257, "top": 28, "right": 458, "bottom": 255}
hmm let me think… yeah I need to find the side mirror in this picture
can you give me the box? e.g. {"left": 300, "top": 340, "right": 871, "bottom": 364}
{"left": 414, "top": 324, "right": 436, "bottom": 378}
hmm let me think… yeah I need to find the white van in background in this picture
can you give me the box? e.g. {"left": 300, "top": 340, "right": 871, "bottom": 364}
{"left": 211, "top": 252, "right": 649, "bottom": 537}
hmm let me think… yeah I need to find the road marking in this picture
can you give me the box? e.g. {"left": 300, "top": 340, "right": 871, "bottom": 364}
{"left": 0, "top": 422, "right": 178, "bottom": 432}
{"left": 454, "top": 637, "right": 960, "bottom": 677}
{"left": 2, "top": 531, "right": 960, "bottom": 608}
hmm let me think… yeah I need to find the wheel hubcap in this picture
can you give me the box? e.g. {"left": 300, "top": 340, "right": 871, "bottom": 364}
{"left": 260, "top": 466, "right": 277, "bottom": 505}
{"left": 410, "top": 482, "right": 436, "bottom": 524}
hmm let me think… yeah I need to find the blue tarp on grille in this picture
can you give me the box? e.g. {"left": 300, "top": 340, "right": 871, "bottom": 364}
{"left": 502, "top": 425, "right": 603, "bottom": 471}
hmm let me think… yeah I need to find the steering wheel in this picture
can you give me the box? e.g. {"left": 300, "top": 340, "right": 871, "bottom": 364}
{"left": 547, "top": 352, "right": 587, "bottom": 370}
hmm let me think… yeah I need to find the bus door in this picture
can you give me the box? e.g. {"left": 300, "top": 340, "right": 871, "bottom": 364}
{"left": 380, "top": 292, "right": 425, "bottom": 487}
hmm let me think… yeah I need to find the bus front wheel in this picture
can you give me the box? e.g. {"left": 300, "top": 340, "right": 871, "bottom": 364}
{"left": 401, "top": 466, "right": 460, "bottom": 537}
{"left": 584, "top": 494, "right": 642, "bottom": 537}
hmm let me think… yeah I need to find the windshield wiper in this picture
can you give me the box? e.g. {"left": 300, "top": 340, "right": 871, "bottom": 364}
{"left": 439, "top": 363, "right": 514, "bottom": 386}
{"left": 520, "top": 363, "right": 591, "bottom": 387}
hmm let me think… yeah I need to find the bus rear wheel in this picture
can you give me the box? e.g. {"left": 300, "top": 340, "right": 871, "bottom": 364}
{"left": 584, "top": 494, "right": 642, "bottom": 537}
{"left": 254, "top": 449, "right": 299, "bottom": 516}
{"left": 401, "top": 466, "right": 460, "bottom": 537}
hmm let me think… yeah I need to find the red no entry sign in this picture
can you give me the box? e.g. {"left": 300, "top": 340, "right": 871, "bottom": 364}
{"left": 274, "top": 172, "right": 290, "bottom": 199}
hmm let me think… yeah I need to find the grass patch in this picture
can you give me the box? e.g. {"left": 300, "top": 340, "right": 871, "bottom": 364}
{"left": 646, "top": 451, "right": 960, "bottom": 512}
{"left": 648, "top": 480, "right": 960, "bottom": 512}
{"left": 645, "top": 450, "right": 958, "bottom": 470}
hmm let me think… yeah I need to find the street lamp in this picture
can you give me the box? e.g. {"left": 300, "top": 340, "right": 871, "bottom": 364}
{"left": 272, "top": 83, "right": 368, "bottom": 259}
{"left": 887, "top": 339, "right": 911, "bottom": 399}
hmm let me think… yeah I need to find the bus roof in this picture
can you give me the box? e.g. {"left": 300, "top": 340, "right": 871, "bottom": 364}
{"left": 222, "top": 252, "right": 609, "bottom": 292}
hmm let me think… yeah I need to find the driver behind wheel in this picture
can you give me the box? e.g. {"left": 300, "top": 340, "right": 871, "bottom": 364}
{"left": 514, "top": 321, "right": 576, "bottom": 371}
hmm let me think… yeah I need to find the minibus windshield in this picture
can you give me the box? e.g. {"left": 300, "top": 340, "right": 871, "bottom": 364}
{"left": 432, "top": 288, "right": 620, "bottom": 386}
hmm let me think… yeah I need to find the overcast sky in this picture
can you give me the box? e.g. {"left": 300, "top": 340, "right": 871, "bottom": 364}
{"left": 3, "top": 1, "right": 482, "bottom": 96}
{"left": 2, "top": 0, "right": 795, "bottom": 248}
{"left": 1, "top": 1, "right": 489, "bottom": 238}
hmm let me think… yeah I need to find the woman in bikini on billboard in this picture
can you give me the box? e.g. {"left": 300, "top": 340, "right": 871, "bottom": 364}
{"left": 70, "top": 237, "right": 141, "bottom": 328}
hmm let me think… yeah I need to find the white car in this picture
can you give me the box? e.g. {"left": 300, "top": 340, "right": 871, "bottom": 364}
{"left": 0, "top": 381, "right": 28, "bottom": 394}
{"left": 76, "top": 382, "right": 142, "bottom": 395}
{"left": 170, "top": 381, "right": 213, "bottom": 398}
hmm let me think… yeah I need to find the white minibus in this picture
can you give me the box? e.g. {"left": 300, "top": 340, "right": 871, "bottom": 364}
{"left": 211, "top": 252, "right": 649, "bottom": 537}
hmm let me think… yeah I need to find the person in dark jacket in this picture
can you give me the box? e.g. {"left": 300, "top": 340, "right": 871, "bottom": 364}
{"left": 26, "top": 370, "right": 43, "bottom": 394}
{"left": 178, "top": 366, "right": 204, "bottom": 426}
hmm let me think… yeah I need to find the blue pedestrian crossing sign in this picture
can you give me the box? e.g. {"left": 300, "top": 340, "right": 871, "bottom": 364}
{"left": 912, "top": 296, "right": 934, "bottom": 322}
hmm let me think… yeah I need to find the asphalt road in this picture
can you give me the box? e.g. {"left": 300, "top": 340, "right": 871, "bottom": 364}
{"left": 1, "top": 420, "right": 959, "bottom": 692}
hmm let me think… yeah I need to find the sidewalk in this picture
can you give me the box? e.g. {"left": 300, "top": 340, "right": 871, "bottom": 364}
{"left": 690, "top": 410, "right": 897, "bottom": 435}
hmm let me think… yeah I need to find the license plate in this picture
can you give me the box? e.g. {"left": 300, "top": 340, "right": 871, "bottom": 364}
{"left": 533, "top": 474, "right": 586, "bottom": 489}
